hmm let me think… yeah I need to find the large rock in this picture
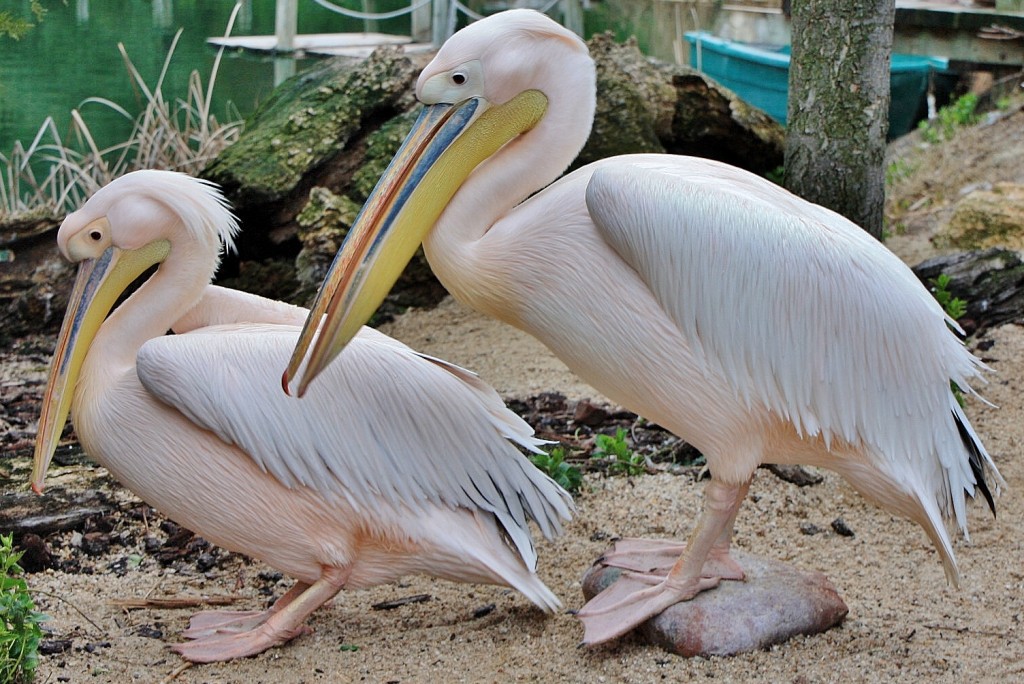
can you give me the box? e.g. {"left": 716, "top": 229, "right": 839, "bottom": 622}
{"left": 938, "top": 182, "right": 1024, "bottom": 251}
{"left": 582, "top": 544, "right": 848, "bottom": 656}
{"left": 203, "top": 47, "right": 419, "bottom": 263}
{"left": 578, "top": 34, "right": 783, "bottom": 172}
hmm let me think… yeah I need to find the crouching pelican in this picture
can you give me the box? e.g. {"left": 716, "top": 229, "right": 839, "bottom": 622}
{"left": 284, "top": 10, "right": 1002, "bottom": 645}
{"left": 32, "top": 170, "right": 573, "bottom": 662}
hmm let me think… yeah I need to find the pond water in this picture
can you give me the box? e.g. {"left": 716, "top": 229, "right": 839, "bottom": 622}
{"left": 0, "top": 0, "right": 411, "bottom": 158}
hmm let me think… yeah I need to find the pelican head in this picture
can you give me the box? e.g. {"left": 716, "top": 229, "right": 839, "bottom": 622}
{"left": 32, "top": 171, "right": 237, "bottom": 492}
{"left": 283, "top": 10, "right": 594, "bottom": 396}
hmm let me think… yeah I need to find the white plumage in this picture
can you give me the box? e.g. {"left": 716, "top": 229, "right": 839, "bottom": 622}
{"left": 288, "top": 9, "right": 1002, "bottom": 645}
{"left": 32, "top": 169, "right": 572, "bottom": 663}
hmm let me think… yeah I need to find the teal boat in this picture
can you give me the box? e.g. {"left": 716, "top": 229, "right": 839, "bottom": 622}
{"left": 684, "top": 31, "right": 949, "bottom": 139}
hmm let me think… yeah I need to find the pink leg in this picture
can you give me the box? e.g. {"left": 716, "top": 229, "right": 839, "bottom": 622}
{"left": 597, "top": 478, "right": 750, "bottom": 581}
{"left": 577, "top": 478, "right": 750, "bottom": 645}
{"left": 701, "top": 477, "right": 750, "bottom": 580}
{"left": 180, "top": 581, "right": 311, "bottom": 639}
{"left": 173, "top": 568, "right": 348, "bottom": 663}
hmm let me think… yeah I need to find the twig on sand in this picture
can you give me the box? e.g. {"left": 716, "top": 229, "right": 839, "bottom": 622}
{"left": 110, "top": 595, "right": 246, "bottom": 609}
{"left": 32, "top": 588, "right": 105, "bottom": 634}
{"left": 158, "top": 662, "right": 194, "bottom": 683}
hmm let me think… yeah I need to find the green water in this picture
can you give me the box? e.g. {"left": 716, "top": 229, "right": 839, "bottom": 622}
{"left": 0, "top": 0, "right": 411, "bottom": 158}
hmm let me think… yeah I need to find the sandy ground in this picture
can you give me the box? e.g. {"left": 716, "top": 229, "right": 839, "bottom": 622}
{"left": 14, "top": 98, "right": 1024, "bottom": 684}
{"left": 20, "top": 257, "right": 1024, "bottom": 683}
{"left": 22, "top": 310, "right": 1024, "bottom": 684}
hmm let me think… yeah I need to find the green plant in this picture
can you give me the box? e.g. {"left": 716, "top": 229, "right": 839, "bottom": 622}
{"left": 931, "top": 273, "right": 969, "bottom": 407}
{"left": 0, "top": 1, "right": 45, "bottom": 40}
{"left": 1, "top": 534, "right": 47, "bottom": 683}
{"left": 917, "top": 93, "right": 980, "bottom": 144}
{"left": 764, "top": 165, "right": 785, "bottom": 186}
{"left": 591, "top": 428, "right": 645, "bottom": 476}
{"left": 529, "top": 446, "right": 583, "bottom": 494}
{"left": 932, "top": 273, "right": 967, "bottom": 321}
{"left": 885, "top": 158, "right": 915, "bottom": 186}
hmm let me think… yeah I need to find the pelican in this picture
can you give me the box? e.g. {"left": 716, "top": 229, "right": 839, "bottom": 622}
{"left": 284, "top": 9, "right": 1002, "bottom": 645}
{"left": 31, "top": 169, "right": 573, "bottom": 662}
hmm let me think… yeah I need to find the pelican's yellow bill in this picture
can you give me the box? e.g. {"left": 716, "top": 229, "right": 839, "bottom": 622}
{"left": 33, "top": 239, "right": 170, "bottom": 493}
{"left": 285, "top": 89, "right": 548, "bottom": 396}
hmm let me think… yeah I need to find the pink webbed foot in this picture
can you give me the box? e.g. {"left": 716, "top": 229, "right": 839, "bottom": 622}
{"left": 171, "top": 571, "right": 347, "bottom": 663}
{"left": 180, "top": 581, "right": 309, "bottom": 641}
{"left": 576, "top": 571, "right": 721, "bottom": 645}
{"left": 172, "top": 619, "right": 312, "bottom": 663}
{"left": 598, "top": 538, "right": 745, "bottom": 582}
{"left": 180, "top": 610, "right": 272, "bottom": 640}
{"left": 578, "top": 479, "right": 754, "bottom": 645}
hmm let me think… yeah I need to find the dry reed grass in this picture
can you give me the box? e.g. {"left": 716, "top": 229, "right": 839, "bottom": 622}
{"left": 0, "top": 6, "right": 245, "bottom": 222}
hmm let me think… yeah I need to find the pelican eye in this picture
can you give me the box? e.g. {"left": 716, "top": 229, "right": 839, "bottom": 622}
{"left": 451, "top": 71, "right": 467, "bottom": 85}
{"left": 89, "top": 230, "right": 103, "bottom": 241}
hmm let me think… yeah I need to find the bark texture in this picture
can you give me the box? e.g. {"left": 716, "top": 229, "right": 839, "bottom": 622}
{"left": 785, "top": 0, "right": 895, "bottom": 238}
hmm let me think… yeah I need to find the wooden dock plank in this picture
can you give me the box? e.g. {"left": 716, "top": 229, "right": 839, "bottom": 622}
{"left": 208, "top": 32, "right": 434, "bottom": 58}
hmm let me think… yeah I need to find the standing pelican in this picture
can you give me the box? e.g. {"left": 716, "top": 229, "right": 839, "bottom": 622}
{"left": 32, "top": 169, "right": 572, "bottom": 662}
{"left": 284, "top": 10, "right": 1002, "bottom": 645}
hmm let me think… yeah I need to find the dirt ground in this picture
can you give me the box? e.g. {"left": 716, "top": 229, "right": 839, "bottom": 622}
{"left": 5, "top": 100, "right": 1024, "bottom": 683}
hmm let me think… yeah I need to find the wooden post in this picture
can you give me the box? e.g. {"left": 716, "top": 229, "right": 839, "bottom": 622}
{"left": 362, "top": 0, "right": 379, "bottom": 34}
{"left": 411, "top": 0, "right": 432, "bottom": 43}
{"left": 276, "top": 0, "right": 297, "bottom": 52}
{"left": 432, "top": 0, "right": 452, "bottom": 47}
{"left": 274, "top": 57, "right": 297, "bottom": 86}
{"left": 560, "top": 0, "right": 583, "bottom": 37}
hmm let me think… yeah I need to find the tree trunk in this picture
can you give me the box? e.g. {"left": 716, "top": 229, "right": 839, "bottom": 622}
{"left": 784, "top": 0, "right": 895, "bottom": 239}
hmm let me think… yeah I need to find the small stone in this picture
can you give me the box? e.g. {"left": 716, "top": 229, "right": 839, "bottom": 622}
{"left": 81, "top": 532, "right": 110, "bottom": 556}
{"left": 136, "top": 624, "right": 164, "bottom": 639}
{"left": 18, "top": 533, "right": 54, "bottom": 572}
{"left": 799, "top": 522, "right": 822, "bottom": 536}
{"left": 573, "top": 400, "right": 610, "bottom": 427}
{"left": 831, "top": 518, "right": 855, "bottom": 537}
{"left": 39, "top": 639, "right": 73, "bottom": 655}
{"left": 195, "top": 552, "right": 218, "bottom": 572}
{"left": 472, "top": 604, "right": 496, "bottom": 619}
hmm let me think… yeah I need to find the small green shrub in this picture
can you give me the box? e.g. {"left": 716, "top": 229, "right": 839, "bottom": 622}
{"left": 592, "top": 428, "right": 645, "bottom": 476}
{"left": 885, "top": 159, "right": 915, "bottom": 186}
{"left": 530, "top": 447, "right": 583, "bottom": 494}
{"left": 931, "top": 273, "right": 969, "bottom": 407}
{"left": 932, "top": 273, "right": 967, "bottom": 321}
{"left": 1, "top": 534, "right": 47, "bottom": 684}
{"left": 0, "top": 1, "right": 45, "bottom": 40}
{"left": 917, "top": 93, "right": 979, "bottom": 144}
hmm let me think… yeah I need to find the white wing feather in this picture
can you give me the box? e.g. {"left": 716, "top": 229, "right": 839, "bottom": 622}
{"left": 586, "top": 157, "right": 998, "bottom": 531}
{"left": 135, "top": 324, "right": 572, "bottom": 568}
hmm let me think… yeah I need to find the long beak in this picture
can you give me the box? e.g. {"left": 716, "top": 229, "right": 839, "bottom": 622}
{"left": 284, "top": 89, "right": 548, "bottom": 396}
{"left": 32, "top": 236, "right": 170, "bottom": 493}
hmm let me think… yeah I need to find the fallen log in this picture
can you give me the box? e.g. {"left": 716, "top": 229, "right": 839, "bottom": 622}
{"left": 912, "top": 247, "right": 1024, "bottom": 335}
